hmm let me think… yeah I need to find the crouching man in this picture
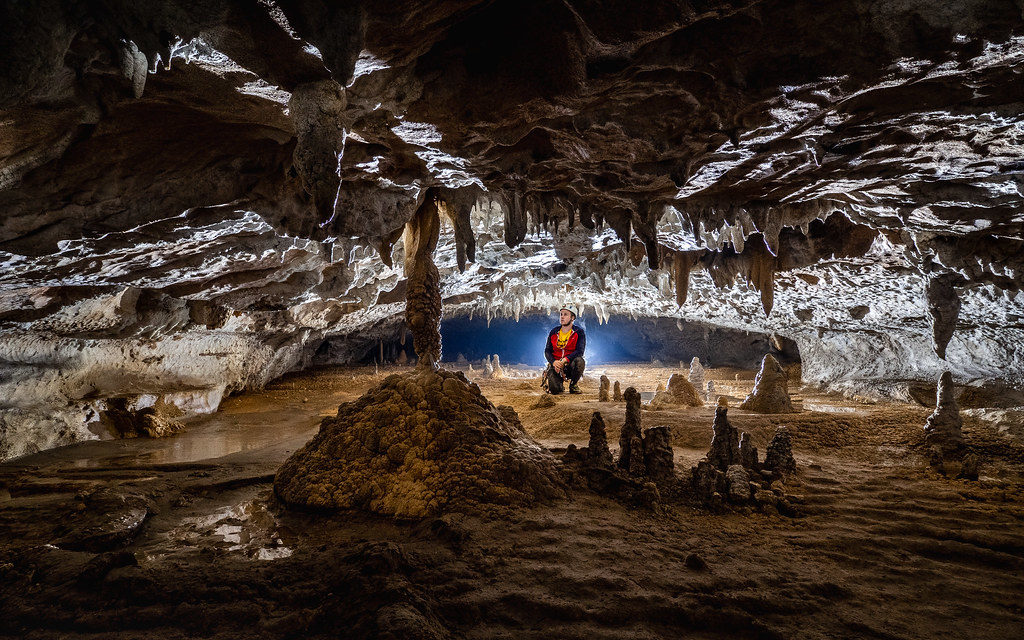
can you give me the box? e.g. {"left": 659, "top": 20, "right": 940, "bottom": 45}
{"left": 544, "top": 304, "right": 586, "bottom": 394}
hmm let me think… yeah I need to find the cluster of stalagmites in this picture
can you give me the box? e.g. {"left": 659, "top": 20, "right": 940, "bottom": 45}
{"left": 274, "top": 368, "right": 568, "bottom": 518}
{"left": 692, "top": 399, "right": 797, "bottom": 514}
{"left": 563, "top": 386, "right": 674, "bottom": 507}
{"left": 924, "top": 371, "right": 980, "bottom": 480}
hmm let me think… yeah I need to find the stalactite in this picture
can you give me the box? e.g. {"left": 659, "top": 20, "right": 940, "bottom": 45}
{"left": 926, "top": 273, "right": 962, "bottom": 360}
{"left": 404, "top": 188, "right": 442, "bottom": 368}
{"left": 438, "top": 188, "right": 477, "bottom": 273}
{"left": 747, "top": 248, "right": 777, "bottom": 317}
{"left": 673, "top": 252, "right": 692, "bottom": 306}
{"left": 502, "top": 188, "right": 527, "bottom": 248}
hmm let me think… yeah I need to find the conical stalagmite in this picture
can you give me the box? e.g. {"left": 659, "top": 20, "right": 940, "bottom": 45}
{"left": 740, "top": 354, "right": 794, "bottom": 413}
{"left": 587, "top": 412, "right": 614, "bottom": 468}
{"left": 599, "top": 375, "right": 610, "bottom": 402}
{"left": 613, "top": 381, "right": 622, "bottom": 402}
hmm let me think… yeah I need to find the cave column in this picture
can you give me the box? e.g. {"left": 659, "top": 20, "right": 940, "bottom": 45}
{"left": 404, "top": 188, "right": 443, "bottom": 368}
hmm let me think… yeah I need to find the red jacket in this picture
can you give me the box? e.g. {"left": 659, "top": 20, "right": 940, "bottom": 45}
{"left": 545, "top": 325, "right": 586, "bottom": 362}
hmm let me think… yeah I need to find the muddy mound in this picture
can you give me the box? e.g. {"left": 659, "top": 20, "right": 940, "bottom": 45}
{"left": 274, "top": 368, "right": 568, "bottom": 518}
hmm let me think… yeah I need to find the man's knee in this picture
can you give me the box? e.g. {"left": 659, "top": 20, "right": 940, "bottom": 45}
{"left": 569, "top": 357, "right": 585, "bottom": 378}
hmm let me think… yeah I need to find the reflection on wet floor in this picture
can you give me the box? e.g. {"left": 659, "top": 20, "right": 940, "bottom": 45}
{"left": 149, "top": 493, "right": 294, "bottom": 561}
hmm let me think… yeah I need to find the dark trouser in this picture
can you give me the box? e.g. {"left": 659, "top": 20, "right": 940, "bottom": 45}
{"left": 545, "top": 357, "right": 586, "bottom": 394}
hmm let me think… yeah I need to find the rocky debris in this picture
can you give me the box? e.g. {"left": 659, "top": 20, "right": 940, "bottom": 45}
{"left": 100, "top": 398, "right": 185, "bottom": 439}
{"left": 613, "top": 381, "right": 622, "bottom": 402}
{"left": 405, "top": 191, "right": 444, "bottom": 369}
{"left": 598, "top": 375, "right": 611, "bottom": 402}
{"left": 924, "top": 371, "right": 965, "bottom": 455}
{"left": 688, "top": 357, "right": 705, "bottom": 391}
{"left": 740, "top": 354, "right": 795, "bottom": 414}
{"left": 763, "top": 427, "right": 797, "bottom": 478}
{"left": 274, "top": 368, "right": 568, "bottom": 517}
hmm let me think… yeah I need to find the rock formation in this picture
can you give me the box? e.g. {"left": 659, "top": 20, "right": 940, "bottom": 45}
{"left": 617, "top": 387, "right": 643, "bottom": 472}
{"left": 598, "top": 375, "right": 610, "bottom": 402}
{"left": 739, "top": 432, "right": 760, "bottom": 471}
{"left": 484, "top": 354, "right": 505, "bottom": 379}
{"left": 706, "top": 400, "right": 741, "bottom": 471}
{"left": 688, "top": 357, "right": 705, "bottom": 391}
{"left": 740, "top": 355, "right": 795, "bottom": 414}
{"left": 587, "top": 412, "right": 614, "bottom": 469}
{"left": 613, "top": 381, "right": 623, "bottom": 402}
{"left": 404, "top": 191, "right": 443, "bottom": 369}
{"left": 924, "top": 371, "right": 965, "bottom": 454}
{"left": 2, "top": 1, "right": 1024, "bottom": 460}
{"left": 705, "top": 381, "right": 715, "bottom": 402}
{"left": 642, "top": 426, "right": 675, "bottom": 484}
{"left": 763, "top": 427, "right": 797, "bottom": 478}
{"left": 274, "top": 368, "right": 567, "bottom": 517}
{"left": 693, "top": 399, "right": 789, "bottom": 509}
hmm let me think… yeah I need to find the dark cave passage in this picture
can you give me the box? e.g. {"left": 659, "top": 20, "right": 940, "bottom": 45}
{"left": 436, "top": 314, "right": 800, "bottom": 367}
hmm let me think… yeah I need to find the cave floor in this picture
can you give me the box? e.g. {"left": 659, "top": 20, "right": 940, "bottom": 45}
{"left": 1, "top": 363, "right": 1023, "bottom": 639}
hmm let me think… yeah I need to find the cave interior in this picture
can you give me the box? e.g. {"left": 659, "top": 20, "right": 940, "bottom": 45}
{"left": 2, "top": 1, "right": 1024, "bottom": 639}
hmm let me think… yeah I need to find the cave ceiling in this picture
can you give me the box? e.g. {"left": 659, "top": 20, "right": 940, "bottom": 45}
{"left": 2, "top": 0, "right": 1024, "bottom": 437}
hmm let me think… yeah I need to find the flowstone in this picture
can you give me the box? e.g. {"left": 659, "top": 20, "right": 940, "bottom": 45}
{"left": 274, "top": 368, "right": 568, "bottom": 517}
{"left": 740, "top": 354, "right": 795, "bottom": 414}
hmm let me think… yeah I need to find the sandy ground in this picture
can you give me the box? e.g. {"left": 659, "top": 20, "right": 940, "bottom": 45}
{"left": 1, "top": 363, "right": 1023, "bottom": 639}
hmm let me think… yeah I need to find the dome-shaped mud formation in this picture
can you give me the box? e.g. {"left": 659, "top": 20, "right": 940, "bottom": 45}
{"left": 274, "top": 368, "right": 568, "bottom": 518}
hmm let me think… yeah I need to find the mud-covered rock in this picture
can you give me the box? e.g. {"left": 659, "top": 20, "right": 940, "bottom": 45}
{"left": 598, "top": 375, "right": 610, "bottom": 402}
{"left": 274, "top": 368, "right": 568, "bottom": 517}
{"left": 651, "top": 373, "right": 704, "bottom": 408}
{"left": 613, "top": 381, "right": 622, "bottom": 402}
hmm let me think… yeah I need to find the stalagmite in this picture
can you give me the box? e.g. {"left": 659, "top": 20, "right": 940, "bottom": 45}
{"left": 599, "top": 375, "right": 611, "bottom": 402}
{"left": 688, "top": 357, "right": 705, "bottom": 390}
{"left": 924, "top": 371, "right": 964, "bottom": 454}
{"left": 642, "top": 426, "right": 675, "bottom": 483}
{"left": 613, "top": 381, "right": 622, "bottom": 402}
{"left": 706, "top": 380, "right": 715, "bottom": 401}
{"left": 707, "top": 399, "right": 741, "bottom": 471}
{"left": 651, "top": 373, "right": 703, "bottom": 407}
{"left": 739, "top": 432, "right": 759, "bottom": 470}
{"left": 926, "top": 274, "right": 962, "bottom": 359}
{"left": 404, "top": 189, "right": 443, "bottom": 368}
{"left": 587, "top": 412, "right": 614, "bottom": 468}
{"left": 617, "top": 387, "right": 642, "bottom": 471}
{"left": 763, "top": 426, "right": 796, "bottom": 477}
{"left": 739, "top": 354, "right": 794, "bottom": 414}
